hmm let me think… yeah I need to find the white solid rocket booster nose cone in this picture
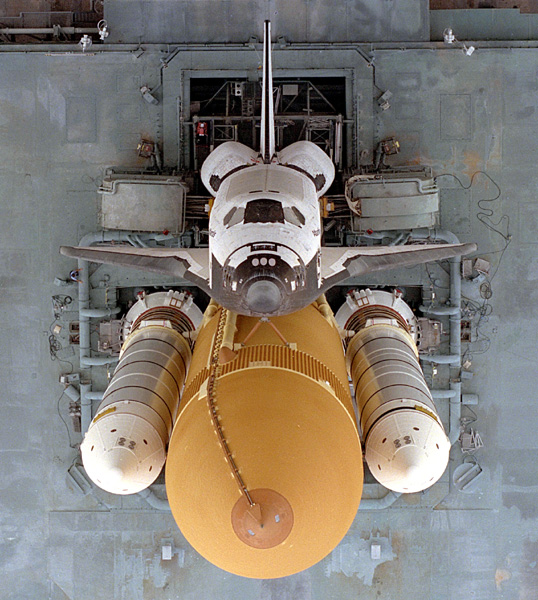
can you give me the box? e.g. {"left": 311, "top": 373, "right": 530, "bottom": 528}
{"left": 365, "top": 411, "right": 451, "bottom": 494}
{"left": 101, "top": 465, "right": 125, "bottom": 486}
{"left": 393, "top": 446, "right": 426, "bottom": 483}
{"left": 99, "top": 449, "right": 137, "bottom": 485}
{"left": 81, "top": 412, "right": 168, "bottom": 495}
{"left": 403, "top": 462, "right": 422, "bottom": 481}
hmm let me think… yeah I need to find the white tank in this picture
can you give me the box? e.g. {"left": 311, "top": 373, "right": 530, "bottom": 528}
{"left": 336, "top": 289, "right": 450, "bottom": 494}
{"left": 81, "top": 291, "right": 202, "bottom": 495}
{"left": 364, "top": 409, "right": 451, "bottom": 493}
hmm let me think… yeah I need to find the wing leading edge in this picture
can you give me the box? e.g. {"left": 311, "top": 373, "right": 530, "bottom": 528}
{"left": 61, "top": 242, "right": 476, "bottom": 308}
{"left": 319, "top": 243, "right": 477, "bottom": 292}
{"left": 60, "top": 245, "right": 210, "bottom": 293}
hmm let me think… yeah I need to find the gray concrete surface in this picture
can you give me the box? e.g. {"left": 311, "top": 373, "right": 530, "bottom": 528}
{"left": 105, "top": 0, "right": 429, "bottom": 44}
{"left": 0, "top": 7, "right": 538, "bottom": 600}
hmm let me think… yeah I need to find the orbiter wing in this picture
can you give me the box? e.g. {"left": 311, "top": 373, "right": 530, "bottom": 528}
{"left": 60, "top": 245, "right": 211, "bottom": 294}
{"left": 319, "top": 243, "right": 477, "bottom": 292}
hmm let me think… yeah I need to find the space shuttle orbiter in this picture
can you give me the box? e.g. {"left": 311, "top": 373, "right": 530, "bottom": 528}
{"left": 60, "top": 21, "right": 475, "bottom": 317}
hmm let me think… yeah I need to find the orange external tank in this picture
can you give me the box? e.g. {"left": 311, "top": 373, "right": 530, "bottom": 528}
{"left": 165, "top": 298, "right": 363, "bottom": 578}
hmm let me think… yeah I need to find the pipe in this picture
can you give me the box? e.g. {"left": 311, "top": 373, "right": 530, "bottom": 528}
{"left": 126, "top": 234, "right": 143, "bottom": 247}
{"left": 431, "top": 389, "right": 457, "bottom": 399}
{"left": 138, "top": 487, "right": 171, "bottom": 511}
{"left": 449, "top": 257, "right": 462, "bottom": 358}
{"left": 75, "top": 230, "right": 169, "bottom": 432}
{"left": 430, "top": 390, "right": 478, "bottom": 405}
{"left": 389, "top": 232, "right": 409, "bottom": 246}
{"left": 358, "top": 489, "right": 401, "bottom": 510}
{"left": 411, "top": 228, "right": 460, "bottom": 245}
{"left": 85, "top": 391, "right": 105, "bottom": 401}
{"left": 419, "top": 305, "right": 460, "bottom": 316}
{"left": 314, "top": 295, "right": 338, "bottom": 327}
{"left": 352, "top": 228, "right": 461, "bottom": 245}
{"left": 0, "top": 40, "right": 535, "bottom": 58}
{"left": 220, "top": 310, "right": 238, "bottom": 352}
{"left": 350, "top": 230, "right": 402, "bottom": 242}
{"left": 462, "top": 393, "right": 479, "bottom": 405}
{"left": 133, "top": 234, "right": 146, "bottom": 247}
{"left": 448, "top": 255, "right": 462, "bottom": 444}
{"left": 80, "top": 307, "right": 121, "bottom": 318}
{"left": 449, "top": 386, "right": 462, "bottom": 445}
{"left": 420, "top": 354, "right": 460, "bottom": 365}
{"left": 218, "top": 310, "right": 238, "bottom": 363}
{"left": 0, "top": 27, "right": 97, "bottom": 35}
{"left": 200, "top": 299, "right": 220, "bottom": 329}
{"left": 431, "top": 390, "right": 478, "bottom": 404}
{"left": 408, "top": 229, "right": 468, "bottom": 445}
{"left": 77, "top": 231, "right": 132, "bottom": 370}
{"left": 82, "top": 356, "right": 118, "bottom": 367}
{"left": 80, "top": 383, "right": 92, "bottom": 435}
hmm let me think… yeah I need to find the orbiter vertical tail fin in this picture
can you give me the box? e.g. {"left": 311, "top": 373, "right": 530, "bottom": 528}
{"left": 260, "top": 20, "right": 275, "bottom": 163}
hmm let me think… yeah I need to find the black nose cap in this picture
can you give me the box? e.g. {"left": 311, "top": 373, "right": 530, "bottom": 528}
{"left": 245, "top": 280, "right": 282, "bottom": 314}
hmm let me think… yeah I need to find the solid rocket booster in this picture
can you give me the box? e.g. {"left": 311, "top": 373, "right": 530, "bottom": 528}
{"left": 165, "top": 298, "right": 363, "bottom": 579}
{"left": 336, "top": 289, "right": 451, "bottom": 494}
{"left": 81, "top": 291, "right": 201, "bottom": 495}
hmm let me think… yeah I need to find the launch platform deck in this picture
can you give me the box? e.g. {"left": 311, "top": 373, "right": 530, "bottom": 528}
{"left": 1, "top": 3, "right": 538, "bottom": 600}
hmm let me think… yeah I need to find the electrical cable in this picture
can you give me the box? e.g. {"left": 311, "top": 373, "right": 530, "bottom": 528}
{"left": 47, "top": 318, "right": 74, "bottom": 373}
{"left": 460, "top": 405, "right": 478, "bottom": 428}
{"left": 56, "top": 391, "right": 79, "bottom": 450}
{"left": 51, "top": 294, "right": 73, "bottom": 319}
{"left": 432, "top": 170, "right": 510, "bottom": 360}
{"left": 461, "top": 292, "right": 493, "bottom": 358}
{"left": 434, "top": 170, "right": 512, "bottom": 280}
{"left": 424, "top": 261, "right": 449, "bottom": 290}
{"left": 80, "top": 173, "right": 103, "bottom": 189}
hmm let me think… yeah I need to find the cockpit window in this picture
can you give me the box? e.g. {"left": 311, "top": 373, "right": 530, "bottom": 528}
{"left": 223, "top": 207, "right": 245, "bottom": 227}
{"left": 283, "top": 207, "right": 305, "bottom": 227}
{"left": 244, "top": 199, "right": 284, "bottom": 224}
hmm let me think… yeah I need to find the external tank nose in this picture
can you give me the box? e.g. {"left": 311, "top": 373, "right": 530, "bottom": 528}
{"left": 245, "top": 279, "right": 282, "bottom": 314}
